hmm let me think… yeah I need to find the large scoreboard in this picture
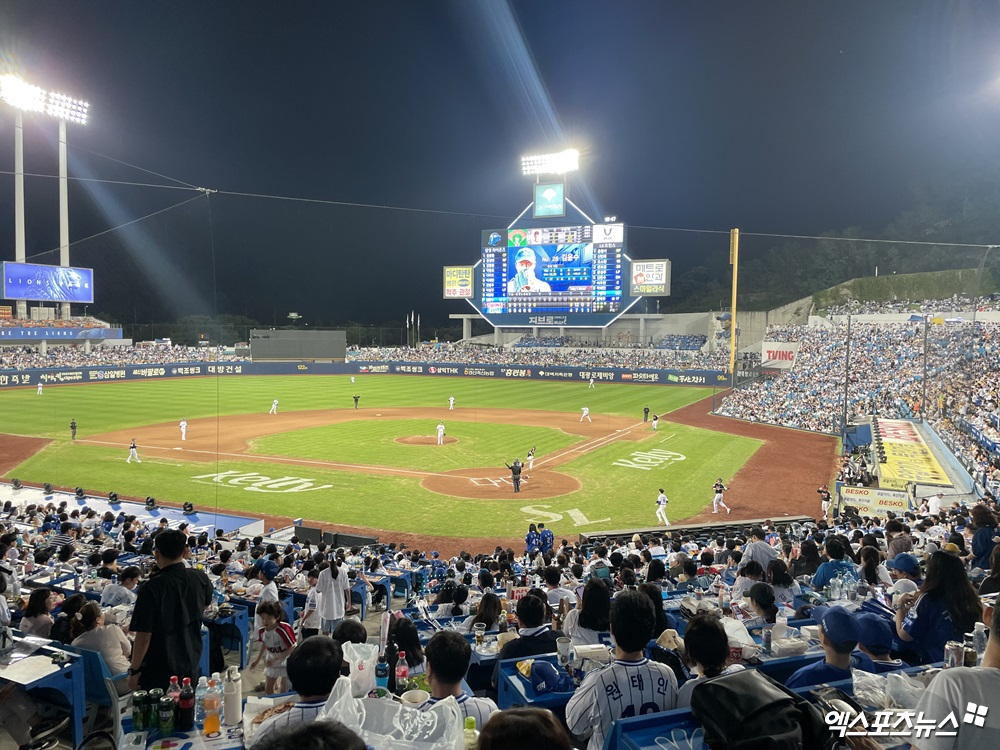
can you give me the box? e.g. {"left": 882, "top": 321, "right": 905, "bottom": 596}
{"left": 474, "top": 223, "right": 635, "bottom": 327}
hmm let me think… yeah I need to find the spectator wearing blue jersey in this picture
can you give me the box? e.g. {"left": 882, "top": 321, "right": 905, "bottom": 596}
{"left": 538, "top": 523, "right": 554, "bottom": 555}
{"left": 525, "top": 524, "right": 541, "bottom": 556}
{"left": 785, "top": 606, "right": 874, "bottom": 689}
{"left": 811, "top": 538, "right": 860, "bottom": 590}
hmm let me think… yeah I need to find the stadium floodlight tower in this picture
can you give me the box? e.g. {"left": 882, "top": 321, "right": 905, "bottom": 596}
{"left": 521, "top": 148, "right": 579, "bottom": 179}
{"left": 0, "top": 75, "right": 90, "bottom": 320}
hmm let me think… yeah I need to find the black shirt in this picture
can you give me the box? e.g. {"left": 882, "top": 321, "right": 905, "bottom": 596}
{"left": 130, "top": 561, "right": 213, "bottom": 689}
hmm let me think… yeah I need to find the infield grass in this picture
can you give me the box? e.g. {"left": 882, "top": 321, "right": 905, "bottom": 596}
{"left": 0, "top": 375, "right": 761, "bottom": 537}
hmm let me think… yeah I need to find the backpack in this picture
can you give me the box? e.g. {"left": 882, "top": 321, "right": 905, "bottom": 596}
{"left": 690, "top": 668, "right": 843, "bottom": 750}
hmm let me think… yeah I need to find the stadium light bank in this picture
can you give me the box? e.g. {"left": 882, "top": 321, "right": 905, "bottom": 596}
{"left": 1, "top": 75, "right": 90, "bottom": 320}
{"left": 521, "top": 148, "right": 579, "bottom": 176}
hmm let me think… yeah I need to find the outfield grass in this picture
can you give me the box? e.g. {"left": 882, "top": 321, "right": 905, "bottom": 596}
{"left": 0, "top": 375, "right": 760, "bottom": 538}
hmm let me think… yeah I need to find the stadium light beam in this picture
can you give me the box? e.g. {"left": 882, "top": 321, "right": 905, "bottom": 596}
{"left": 521, "top": 148, "right": 579, "bottom": 176}
{"left": 1, "top": 75, "right": 90, "bottom": 320}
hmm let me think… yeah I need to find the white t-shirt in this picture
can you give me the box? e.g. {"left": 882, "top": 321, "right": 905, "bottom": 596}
{"left": 72, "top": 625, "right": 132, "bottom": 675}
{"left": 561, "top": 608, "right": 613, "bottom": 647}
{"left": 912, "top": 666, "right": 1000, "bottom": 750}
{"left": 316, "top": 565, "right": 350, "bottom": 621}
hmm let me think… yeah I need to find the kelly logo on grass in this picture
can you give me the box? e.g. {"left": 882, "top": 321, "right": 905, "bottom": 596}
{"left": 192, "top": 471, "right": 333, "bottom": 492}
{"left": 613, "top": 449, "right": 686, "bottom": 471}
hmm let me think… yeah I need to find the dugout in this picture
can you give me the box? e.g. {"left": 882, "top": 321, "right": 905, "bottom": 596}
{"left": 250, "top": 328, "right": 347, "bottom": 362}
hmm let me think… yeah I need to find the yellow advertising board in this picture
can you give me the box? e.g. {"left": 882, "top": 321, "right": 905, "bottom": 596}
{"left": 877, "top": 420, "right": 950, "bottom": 487}
{"left": 442, "top": 266, "right": 474, "bottom": 299}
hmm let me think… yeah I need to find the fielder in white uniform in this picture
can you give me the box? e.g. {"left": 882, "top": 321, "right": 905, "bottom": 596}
{"left": 566, "top": 591, "right": 678, "bottom": 750}
{"left": 350, "top": 376, "right": 355, "bottom": 384}
{"left": 526, "top": 446, "right": 535, "bottom": 473}
{"left": 448, "top": 396, "right": 455, "bottom": 410}
{"left": 269, "top": 399, "right": 278, "bottom": 415}
{"left": 588, "top": 377, "right": 595, "bottom": 389}
{"left": 437, "top": 422, "right": 446, "bottom": 445}
{"left": 126, "top": 438, "right": 140, "bottom": 463}
{"left": 179, "top": 419, "right": 187, "bottom": 441}
{"left": 656, "top": 488, "right": 669, "bottom": 525}
{"left": 712, "top": 478, "right": 731, "bottom": 514}
{"left": 580, "top": 406, "right": 591, "bottom": 422}
{"left": 37, "top": 382, "right": 43, "bottom": 395}
{"left": 652, "top": 414, "right": 659, "bottom": 431}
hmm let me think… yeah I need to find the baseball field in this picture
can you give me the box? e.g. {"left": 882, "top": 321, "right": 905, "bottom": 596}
{"left": 0, "top": 374, "right": 808, "bottom": 543}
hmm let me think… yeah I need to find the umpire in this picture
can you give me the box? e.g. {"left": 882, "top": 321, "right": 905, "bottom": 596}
{"left": 504, "top": 459, "right": 523, "bottom": 493}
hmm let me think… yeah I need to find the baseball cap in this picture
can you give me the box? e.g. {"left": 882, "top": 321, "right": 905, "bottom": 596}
{"left": 856, "top": 613, "right": 893, "bottom": 654}
{"left": 431, "top": 551, "right": 439, "bottom": 558}
{"left": 922, "top": 542, "right": 939, "bottom": 556}
{"left": 816, "top": 606, "right": 860, "bottom": 647}
{"left": 943, "top": 543, "right": 962, "bottom": 555}
{"left": 885, "top": 553, "right": 920, "bottom": 575}
{"left": 260, "top": 560, "right": 280, "bottom": 581}
{"left": 890, "top": 579, "right": 919, "bottom": 596}
{"left": 513, "top": 247, "right": 537, "bottom": 267}
{"left": 529, "top": 661, "right": 574, "bottom": 694}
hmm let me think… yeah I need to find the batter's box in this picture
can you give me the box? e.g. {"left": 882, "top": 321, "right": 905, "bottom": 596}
{"left": 470, "top": 477, "right": 507, "bottom": 487}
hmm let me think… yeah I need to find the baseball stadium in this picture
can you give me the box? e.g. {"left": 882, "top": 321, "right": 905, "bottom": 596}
{"left": 5, "top": 8, "right": 1000, "bottom": 748}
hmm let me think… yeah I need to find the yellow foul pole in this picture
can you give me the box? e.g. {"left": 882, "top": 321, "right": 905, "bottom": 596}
{"left": 729, "top": 228, "right": 739, "bottom": 385}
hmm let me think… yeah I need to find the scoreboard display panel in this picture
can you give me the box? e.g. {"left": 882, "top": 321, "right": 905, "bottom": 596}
{"left": 476, "top": 223, "right": 632, "bottom": 327}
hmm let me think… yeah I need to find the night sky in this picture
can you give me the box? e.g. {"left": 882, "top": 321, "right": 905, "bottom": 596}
{"left": 2, "top": 1, "right": 1000, "bottom": 328}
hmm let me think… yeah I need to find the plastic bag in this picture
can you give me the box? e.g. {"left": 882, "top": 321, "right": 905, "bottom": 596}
{"left": 319, "top": 679, "right": 463, "bottom": 750}
{"left": 885, "top": 670, "right": 926, "bottom": 710}
{"left": 851, "top": 668, "right": 887, "bottom": 709}
{"left": 343, "top": 641, "right": 379, "bottom": 698}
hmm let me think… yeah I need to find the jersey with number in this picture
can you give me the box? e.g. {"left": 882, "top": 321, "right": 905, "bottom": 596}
{"left": 566, "top": 657, "right": 678, "bottom": 750}
{"left": 657, "top": 492, "right": 668, "bottom": 507}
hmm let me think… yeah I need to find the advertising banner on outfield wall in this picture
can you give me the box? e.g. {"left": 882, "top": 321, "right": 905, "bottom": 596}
{"left": 0, "top": 361, "right": 730, "bottom": 389}
{"left": 761, "top": 341, "right": 800, "bottom": 370}
{"left": 838, "top": 484, "right": 913, "bottom": 515}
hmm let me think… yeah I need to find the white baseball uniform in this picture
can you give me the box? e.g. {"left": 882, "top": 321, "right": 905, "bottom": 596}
{"left": 580, "top": 406, "right": 591, "bottom": 422}
{"left": 437, "top": 422, "right": 445, "bottom": 445}
{"left": 448, "top": 396, "right": 455, "bottom": 410}
{"left": 36, "top": 382, "right": 43, "bottom": 395}
{"left": 652, "top": 415, "right": 659, "bottom": 431}
{"left": 656, "top": 491, "right": 669, "bottom": 525}
{"left": 180, "top": 419, "right": 187, "bottom": 440}
{"left": 566, "top": 657, "right": 678, "bottom": 750}
{"left": 350, "top": 376, "right": 355, "bottom": 384}
{"left": 126, "top": 440, "right": 140, "bottom": 463}
{"left": 588, "top": 378, "right": 595, "bottom": 389}
{"left": 269, "top": 399, "right": 278, "bottom": 414}
{"left": 527, "top": 448, "right": 535, "bottom": 472}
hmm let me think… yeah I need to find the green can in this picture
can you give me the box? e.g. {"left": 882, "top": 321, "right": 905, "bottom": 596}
{"left": 158, "top": 696, "right": 176, "bottom": 735}
{"left": 131, "top": 691, "right": 147, "bottom": 731}
{"left": 146, "top": 688, "right": 164, "bottom": 729}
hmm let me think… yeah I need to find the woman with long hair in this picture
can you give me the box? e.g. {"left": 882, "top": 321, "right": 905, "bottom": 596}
{"left": 676, "top": 613, "right": 744, "bottom": 707}
{"left": 895, "top": 551, "right": 983, "bottom": 663}
{"left": 638, "top": 582, "right": 670, "bottom": 638}
{"left": 791, "top": 539, "right": 823, "bottom": 578}
{"left": 21, "top": 588, "right": 60, "bottom": 638}
{"left": 70, "top": 602, "right": 132, "bottom": 694}
{"left": 464, "top": 592, "right": 501, "bottom": 632}
{"left": 858, "top": 546, "right": 892, "bottom": 587}
{"left": 765, "top": 559, "right": 801, "bottom": 607}
{"left": 561, "top": 578, "right": 611, "bottom": 646}
{"left": 744, "top": 582, "right": 779, "bottom": 627}
{"left": 387, "top": 616, "right": 425, "bottom": 675}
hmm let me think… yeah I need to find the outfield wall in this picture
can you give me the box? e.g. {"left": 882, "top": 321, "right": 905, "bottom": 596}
{"left": 0, "top": 360, "right": 730, "bottom": 388}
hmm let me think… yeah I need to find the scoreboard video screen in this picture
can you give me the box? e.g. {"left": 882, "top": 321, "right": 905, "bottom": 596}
{"left": 478, "top": 223, "right": 628, "bottom": 327}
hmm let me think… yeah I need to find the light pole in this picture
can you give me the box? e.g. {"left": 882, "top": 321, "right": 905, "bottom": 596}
{"left": 0, "top": 76, "right": 89, "bottom": 320}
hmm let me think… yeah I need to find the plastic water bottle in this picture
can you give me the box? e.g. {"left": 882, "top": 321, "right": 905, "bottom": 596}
{"left": 166, "top": 675, "right": 181, "bottom": 705}
{"left": 224, "top": 666, "right": 242, "bottom": 726}
{"left": 375, "top": 655, "right": 389, "bottom": 690}
{"left": 974, "top": 622, "right": 988, "bottom": 665}
{"left": 194, "top": 676, "right": 208, "bottom": 726}
{"left": 211, "top": 672, "right": 224, "bottom": 725}
{"left": 463, "top": 716, "right": 479, "bottom": 749}
{"left": 202, "top": 679, "right": 221, "bottom": 736}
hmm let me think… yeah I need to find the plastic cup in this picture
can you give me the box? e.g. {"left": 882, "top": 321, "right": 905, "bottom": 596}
{"left": 474, "top": 623, "right": 486, "bottom": 645}
{"left": 400, "top": 689, "right": 430, "bottom": 705}
{"left": 556, "top": 636, "right": 573, "bottom": 666}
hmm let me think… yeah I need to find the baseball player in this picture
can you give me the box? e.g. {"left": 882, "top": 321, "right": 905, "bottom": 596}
{"left": 526, "top": 446, "right": 536, "bottom": 473}
{"left": 588, "top": 377, "right": 595, "bottom": 389}
{"left": 651, "top": 414, "right": 659, "bottom": 431}
{"left": 818, "top": 485, "right": 831, "bottom": 519}
{"left": 656, "top": 488, "right": 669, "bottom": 525}
{"left": 448, "top": 396, "right": 455, "bottom": 410}
{"left": 36, "top": 382, "right": 43, "bottom": 395}
{"left": 269, "top": 398, "right": 278, "bottom": 415}
{"left": 436, "top": 422, "right": 446, "bottom": 445}
{"left": 353, "top": 394, "right": 360, "bottom": 409}
{"left": 712, "top": 478, "right": 731, "bottom": 514}
{"left": 580, "top": 406, "right": 591, "bottom": 423}
{"left": 350, "top": 376, "right": 355, "bottom": 384}
{"left": 506, "top": 247, "right": 552, "bottom": 293}
{"left": 179, "top": 419, "right": 188, "bottom": 441}
{"left": 643, "top": 405, "right": 649, "bottom": 422}
{"left": 70, "top": 419, "right": 77, "bottom": 441}
{"left": 126, "top": 438, "right": 141, "bottom": 463}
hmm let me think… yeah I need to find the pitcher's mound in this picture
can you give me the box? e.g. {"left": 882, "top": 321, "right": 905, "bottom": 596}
{"left": 395, "top": 436, "right": 458, "bottom": 446}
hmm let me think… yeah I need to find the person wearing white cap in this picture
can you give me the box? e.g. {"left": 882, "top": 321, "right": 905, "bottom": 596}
{"left": 507, "top": 247, "right": 551, "bottom": 293}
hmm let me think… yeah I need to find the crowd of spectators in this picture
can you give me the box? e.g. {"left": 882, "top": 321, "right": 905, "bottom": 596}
{"left": 0, "top": 317, "right": 107, "bottom": 329}
{"left": 654, "top": 334, "right": 706, "bottom": 351}
{"left": 826, "top": 294, "right": 1000, "bottom": 317}
{"left": 2, "top": 487, "right": 999, "bottom": 747}
{"left": 0, "top": 344, "right": 247, "bottom": 371}
{"left": 719, "top": 320, "right": 1000, "bottom": 433}
{"left": 514, "top": 336, "right": 571, "bottom": 347}
{"left": 349, "top": 344, "right": 730, "bottom": 371}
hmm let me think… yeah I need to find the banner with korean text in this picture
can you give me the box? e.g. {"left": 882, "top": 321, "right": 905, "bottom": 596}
{"left": 838, "top": 485, "right": 913, "bottom": 515}
{"left": 442, "top": 266, "right": 474, "bottom": 299}
{"left": 877, "top": 419, "right": 951, "bottom": 488}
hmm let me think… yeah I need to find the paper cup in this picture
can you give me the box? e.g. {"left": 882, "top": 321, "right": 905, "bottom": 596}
{"left": 400, "top": 689, "right": 430, "bottom": 705}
